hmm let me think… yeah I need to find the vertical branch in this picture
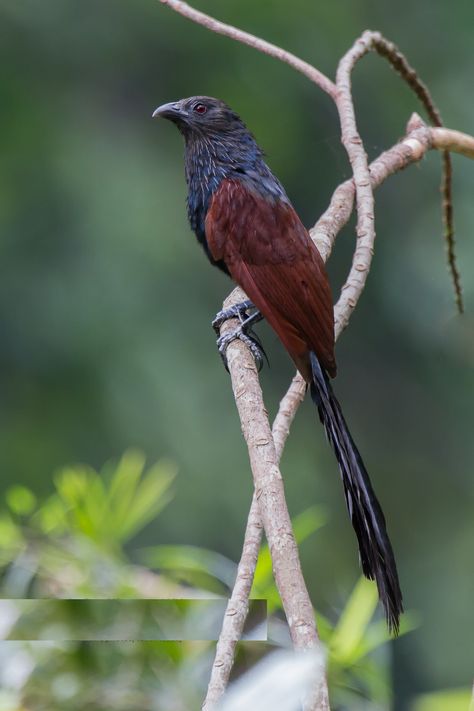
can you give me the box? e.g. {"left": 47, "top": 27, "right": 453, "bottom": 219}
{"left": 203, "top": 372, "right": 307, "bottom": 709}
{"left": 219, "top": 288, "right": 330, "bottom": 711}
{"left": 333, "top": 34, "right": 376, "bottom": 337}
{"left": 202, "top": 492, "right": 262, "bottom": 710}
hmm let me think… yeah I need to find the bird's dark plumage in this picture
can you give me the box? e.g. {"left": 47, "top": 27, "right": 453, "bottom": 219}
{"left": 154, "top": 95, "right": 403, "bottom": 631}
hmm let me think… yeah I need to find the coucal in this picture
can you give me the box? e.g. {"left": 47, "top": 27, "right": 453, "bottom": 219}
{"left": 153, "top": 96, "right": 403, "bottom": 631}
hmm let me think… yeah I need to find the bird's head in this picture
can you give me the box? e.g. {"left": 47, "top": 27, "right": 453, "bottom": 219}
{"left": 152, "top": 96, "right": 249, "bottom": 140}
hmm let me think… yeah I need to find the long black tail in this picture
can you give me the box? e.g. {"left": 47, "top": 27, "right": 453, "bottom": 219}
{"left": 309, "top": 352, "right": 403, "bottom": 632}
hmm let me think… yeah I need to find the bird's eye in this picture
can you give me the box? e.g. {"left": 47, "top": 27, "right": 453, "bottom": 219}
{"left": 193, "top": 103, "right": 207, "bottom": 115}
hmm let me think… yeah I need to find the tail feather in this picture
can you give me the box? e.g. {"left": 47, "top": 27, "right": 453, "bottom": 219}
{"left": 309, "top": 352, "right": 403, "bottom": 632}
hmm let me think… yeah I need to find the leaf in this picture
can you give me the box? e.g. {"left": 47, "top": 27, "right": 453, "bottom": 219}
{"left": 412, "top": 688, "right": 472, "bottom": 711}
{"left": 329, "top": 577, "right": 378, "bottom": 664}
{"left": 141, "top": 544, "right": 237, "bottom": 588}
{"left": 118, "top": 460, "right": 176, "bottom": 541}
{"left": 106, "top": 450, "right": 146, "bottom": 531}
{"left": 5, "top": 487, "right": 37, "bottom": 516}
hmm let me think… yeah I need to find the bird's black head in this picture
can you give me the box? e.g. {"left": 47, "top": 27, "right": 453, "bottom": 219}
{"left": 153, "top": 95, "right": 287, "bottom": 255}
{"left": 152, "top": 96, "right": 248, "bottom": 140}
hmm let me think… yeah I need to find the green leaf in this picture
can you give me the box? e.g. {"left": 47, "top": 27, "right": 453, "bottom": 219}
{"left": 106, "top": 449, "right": 146, "bottom": 530}
{"left": 141, "top": 544, "right": 236, "bottom": 588}
{"left": 50, "top": 453, "right": 176, "bottom": 548}
{"left": 0, "top": 513, "right": 23, "bottom": 552}
{"left": 118, "top": 460, "right": 176, "bottom": 541}
{"left": 329, "top": 577, "right": 379, "bottom": 664}
{"left": 412, "top": 688, "right": 472, "bottom": 711}
{"left": 351, "top": 613, "right": 419, "bottom": 662}
{"left": 6, "top": 486, "right": 37, "bottom": 516}
{"left": 34, "top": 495, "right": 68, "bottom": 535}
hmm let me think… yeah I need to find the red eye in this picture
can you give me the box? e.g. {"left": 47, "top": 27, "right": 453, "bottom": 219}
{"left": 193, "top": 103, "right": 207, "bottom": 115}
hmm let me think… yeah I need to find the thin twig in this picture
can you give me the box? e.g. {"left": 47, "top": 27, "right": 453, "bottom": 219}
{"left": 368, "top": 31, "right": 463, "bottom": 313}
{"left": 430, "top": 127, "right": 474, "bottom": 158}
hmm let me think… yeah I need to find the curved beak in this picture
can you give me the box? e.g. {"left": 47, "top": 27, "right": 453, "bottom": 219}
{"left": 152, "top": 101, "right": 183, "bottom": 120}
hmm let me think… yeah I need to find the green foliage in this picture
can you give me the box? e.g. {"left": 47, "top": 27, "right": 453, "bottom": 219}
{"left": 0, "top": 451, "right": 177, "bottom": 598}
{"left": 0, "top": 456, "right": 463, "bottom": 710}
{"left": 50, "top": 449, "right": 176, "bottom": 549}
{"left": 141, "top": 544, "right": 237, "bottom": 593}
{"left": 6, "top": 486, "right": 37, "bottom": 517}
{"left": 412, "top": 688, "right": 473, "bottom": 711}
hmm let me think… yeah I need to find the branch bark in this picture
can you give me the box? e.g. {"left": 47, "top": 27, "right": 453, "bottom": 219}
{"left": 202, "top": 286, "right": 331, "bottom": 711}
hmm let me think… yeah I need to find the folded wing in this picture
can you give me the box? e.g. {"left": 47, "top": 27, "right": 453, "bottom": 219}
{"left": 205, "top": 178, "right": 336, "bottom": 379}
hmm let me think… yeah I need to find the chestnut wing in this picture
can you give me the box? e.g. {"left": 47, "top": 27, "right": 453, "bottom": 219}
{"left": 205, "top": 179, "right": 336, "bottom": 378}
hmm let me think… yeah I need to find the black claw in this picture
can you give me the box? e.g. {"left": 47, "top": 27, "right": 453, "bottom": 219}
{"left": 212, "top": 300, "right": 255, "bottom": 334}
{"left": 212, "top": 300, "right": 267, "bottom": 372}
{"left": 217, "top": 329, "right": 265, "bottom": 372}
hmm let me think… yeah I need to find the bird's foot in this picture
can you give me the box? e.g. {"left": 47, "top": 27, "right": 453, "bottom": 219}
{"left": 212, "top": 299, "right": 256, "bottom": 334}
{"left": 217, "top": 328, "right": 266, "bottom": 372}
{"left": 212, "top": 301, "right": 267, "bottom": 372}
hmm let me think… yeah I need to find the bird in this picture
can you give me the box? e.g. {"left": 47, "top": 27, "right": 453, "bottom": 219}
{"left": 153, "top": 95, "right": 403, "bottom": 632}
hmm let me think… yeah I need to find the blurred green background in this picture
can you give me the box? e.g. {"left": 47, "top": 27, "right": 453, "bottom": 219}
{"left": 0, "top": 0, "right": 473, "bottom": 708}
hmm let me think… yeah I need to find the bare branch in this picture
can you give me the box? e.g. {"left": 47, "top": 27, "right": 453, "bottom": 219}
{"left": 203, "top": 371, "right": 307, "bottom": 708}
{"left": 333, "top": 33, "right": 378, "bottom": 337}
{"left": 202, "top": 491, "right": 262, "bottom": 710}
{"left": 430, "top": 127, "right": 474, "bottom": 158}
{"left": 159, "top": 0, "right": 337, "bottom": 100}
{"left": 213, "top": 287, "right": 330, "bottom": 711}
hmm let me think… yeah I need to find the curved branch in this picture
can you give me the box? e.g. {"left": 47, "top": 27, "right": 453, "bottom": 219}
{"left": 431, "top": 126, "right": 474, "bottom": 159}
{"left": 333, "top": 33, "right": 380, "bottom": 337}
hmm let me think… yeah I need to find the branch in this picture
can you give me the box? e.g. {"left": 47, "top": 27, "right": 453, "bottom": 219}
{"left": 430, "top": 127, "right": 474, "bottom": 158}
{"left": 211, "top": 287, "right": 330, "bottom": 711}
{"left": 334, "top": 33, "right": 378, "bottom": 337}
{"left": 202, "top": 491, "right": 262, "bottom": 710}
{"left": 203, "top": 373, "right": 306, "bottom": 710}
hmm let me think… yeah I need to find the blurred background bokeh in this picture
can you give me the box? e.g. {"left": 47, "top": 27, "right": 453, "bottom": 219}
{"left": 0, "top": 0, "right": 473, "bottom": 709}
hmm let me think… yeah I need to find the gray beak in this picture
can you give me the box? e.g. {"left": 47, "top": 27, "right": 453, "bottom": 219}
{"left": 152, "top": 101, "right": 183, "bottom": 119}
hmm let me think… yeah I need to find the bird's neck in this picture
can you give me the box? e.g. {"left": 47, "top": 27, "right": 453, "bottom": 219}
{"left": 184, "top": 132, "right": 288, "bottom": 242}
